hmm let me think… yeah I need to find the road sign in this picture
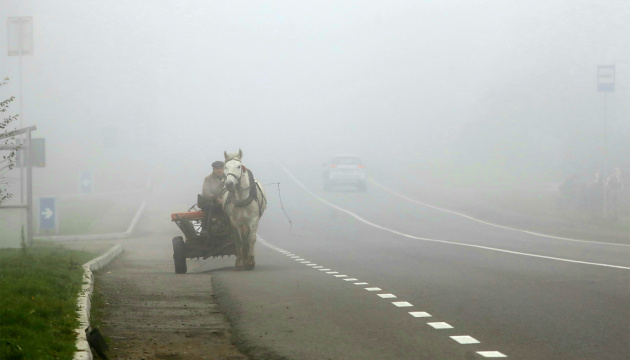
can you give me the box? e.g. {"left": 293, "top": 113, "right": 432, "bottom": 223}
{"left": 39, "top": 197, "right": 57, "bottom": 231}
{"left": 80, "top": 171, "right": 93, "bottom": 194}
{"left": 8, "top": 17, "right": 33, "bottom": 56}
{"left": 598, "top": 65, "right": 615, "bottom": 92}
{"left": 15, "top": 138, "right": 45, "bottom": 167}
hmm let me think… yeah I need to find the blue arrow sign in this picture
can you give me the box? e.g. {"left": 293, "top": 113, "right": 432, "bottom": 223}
{"left": 39, "top": 197, "right": 57, "bottom": 231}
{"left": 80, "top": 171, "right": 93, "bottom": 194}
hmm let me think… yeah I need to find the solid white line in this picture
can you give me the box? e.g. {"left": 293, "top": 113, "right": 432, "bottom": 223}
{"left": 281, "top": 166, "right": 630, "bottom": 271}
{"left": 370, "top": 178, "right": 629, "bottom": 248}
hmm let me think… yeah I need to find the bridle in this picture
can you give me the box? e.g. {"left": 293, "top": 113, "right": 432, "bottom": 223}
{"left": 225, "top": 159, "right": 249, "bottom": 190}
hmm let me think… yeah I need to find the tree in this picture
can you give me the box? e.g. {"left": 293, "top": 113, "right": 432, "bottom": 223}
{"left": 0, "top": 78, "right": 18, "bottom": 205}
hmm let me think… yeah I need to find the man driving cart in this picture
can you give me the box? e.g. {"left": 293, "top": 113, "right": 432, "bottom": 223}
{"left": 199, "top": 161, "right": 227, "bottom": 237}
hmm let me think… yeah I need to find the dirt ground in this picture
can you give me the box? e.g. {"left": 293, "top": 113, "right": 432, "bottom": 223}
{"left": 91, "top": 249, "right": 248, "bottom": 360}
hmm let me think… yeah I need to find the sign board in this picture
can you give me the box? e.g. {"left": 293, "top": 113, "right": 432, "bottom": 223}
{"left": 8, "top": 16, "right": 33, "bottom": 56}
{"left": 15, "top": 138, "right": 45, "bottom": 167}
{"left": 598, "top": 65, "right": 615, "bottom": 92}
{"left": 80, "top": 171, "right": 93, "bottom": 194}
{"left": 39, "top": 197, "right": 57, "bottom": 231}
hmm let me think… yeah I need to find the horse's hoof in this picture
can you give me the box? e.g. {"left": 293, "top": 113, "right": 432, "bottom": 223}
{"left": 245, "top": 261, "right": 255, "bottom": 271}
{"left": 235, "top": 259, "right": 244, "bottom": 271}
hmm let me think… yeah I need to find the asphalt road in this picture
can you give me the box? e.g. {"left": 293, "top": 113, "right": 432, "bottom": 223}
{"left": 188, "top": 164, "right": 630, "bottom": 360}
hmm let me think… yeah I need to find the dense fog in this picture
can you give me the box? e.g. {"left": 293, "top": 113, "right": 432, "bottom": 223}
{"left": 1, "top": 0, "right": 629, "bottom": 218}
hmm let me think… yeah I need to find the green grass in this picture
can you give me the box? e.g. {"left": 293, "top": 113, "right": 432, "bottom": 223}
{"left": 0, "top": 242, "right": 96, "bottom": 360}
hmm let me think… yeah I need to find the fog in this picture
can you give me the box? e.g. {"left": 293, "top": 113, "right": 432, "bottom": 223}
{"left": 1, "top": 0, "right": 629, "bottom": 207}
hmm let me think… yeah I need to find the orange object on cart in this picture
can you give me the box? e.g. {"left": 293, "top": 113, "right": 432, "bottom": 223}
{"left": 171, "top": 211, "right": 204, "bottom": 221}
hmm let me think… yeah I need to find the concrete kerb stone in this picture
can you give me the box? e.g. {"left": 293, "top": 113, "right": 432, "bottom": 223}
{"left": 73, "top": 244, "right": 124, "bottom": 360}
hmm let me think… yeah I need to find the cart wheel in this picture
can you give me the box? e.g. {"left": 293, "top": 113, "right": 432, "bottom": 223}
{"left": 172, "top": 236, "right": 187, "bottom": 274}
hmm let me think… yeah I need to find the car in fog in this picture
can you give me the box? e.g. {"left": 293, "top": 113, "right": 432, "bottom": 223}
{"left": 322, "top": 154, "right": 367, "bottom": 191}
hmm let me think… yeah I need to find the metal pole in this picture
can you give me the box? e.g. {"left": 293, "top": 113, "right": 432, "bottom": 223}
{"left": 19, "top": 18, "right": 24, "bottom": 205}
{"left": 603, "top": 93, "right": 608, "bottom": 218}
{"left": 26, "top": 130, "right": 33, "bottom": 246}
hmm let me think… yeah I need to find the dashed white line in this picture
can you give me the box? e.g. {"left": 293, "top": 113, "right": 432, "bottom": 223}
{"left": 428, "top": 322, "right": 453, "bottom": 329}
{"left": 450, "top": 336, "right": 480, "bottom": 344}
{"left": 409, "top": 311, "right": 432, "bottom": 318}
{"left": 378, "top": 294, "right": 397, "bottom": 299}
{"left": 262, "top": 239, "right": 508, "bottom": 357}
{"left": 477, "top": 351, "right": 507, "bottom": 358}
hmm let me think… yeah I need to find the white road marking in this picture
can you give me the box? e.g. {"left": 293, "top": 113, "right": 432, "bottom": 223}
{"left": 370, "top": 179, "right": 629, "bottom": 248}
{"left": 477, "top": 351, "right": 508, "bottom": 358}
{"left": 451, "top": 336, "right": 480, "bottom": 344}
{"left": 409, "top": 312, "right": 432, "bottom": 317}
{"left": 326, "top": 271, "right": 339, "bottom": 274}
{"left": 428, "top": 322, "right": 453, "bottom": 329}
{"left": 378, "top": 293, "right": 397, "bottom": 298}
{"left": 261, "top": 240, "right": 508, "bottom": 358}
{"left": 281, "top": 167, "right": 630, "bottom": 271}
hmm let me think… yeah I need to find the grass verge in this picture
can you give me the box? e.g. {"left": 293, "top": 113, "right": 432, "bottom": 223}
{"left": 0, "top": 242, "right": 97, "bottom": 360}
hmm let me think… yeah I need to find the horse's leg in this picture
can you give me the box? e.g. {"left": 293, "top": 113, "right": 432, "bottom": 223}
{"left": 233, "top": 227, "right": 244, "bottom": 270}
{"left": 244, "top": 221, "right": 258, "bottom": 270}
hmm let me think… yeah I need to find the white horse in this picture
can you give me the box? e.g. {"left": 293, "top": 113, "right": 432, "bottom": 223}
{"left": 222, "top": 149, "right": 267, "bottom": 270}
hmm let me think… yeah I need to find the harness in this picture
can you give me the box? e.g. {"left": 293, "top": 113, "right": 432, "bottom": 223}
{"left": 224, "top": 161, "right": 267, "bottom": 217}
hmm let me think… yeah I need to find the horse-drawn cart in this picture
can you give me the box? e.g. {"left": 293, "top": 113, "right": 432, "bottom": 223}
{"left": 170, "top": 204, "right": 235, "bottom": 274}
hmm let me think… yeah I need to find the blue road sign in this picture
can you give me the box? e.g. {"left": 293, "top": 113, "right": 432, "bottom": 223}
{"left": 80, "top": 171, "right": 93, "bottom": 193}
{"left": 39, "top": 197, "right": 57, "bottom": 231}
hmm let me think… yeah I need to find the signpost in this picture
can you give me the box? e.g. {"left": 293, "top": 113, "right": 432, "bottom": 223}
{"left": 39, "top": 197, "right": 57, "bottom": 233}
{"left": 597, "top": 65, "right": 615, "bottom": 92}
{"left": 80, "top": 171, "right": 93, "bottom": 194}
{"left": 8, "top": 16, "right": 33, "bottom": 205}
{"left": 597, "top": 65, "right": 615, "bottom": 218}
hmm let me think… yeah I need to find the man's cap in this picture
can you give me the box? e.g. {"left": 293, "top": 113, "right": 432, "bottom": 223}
{"left": 212, "top": 161, "right": 224, "bottom": 168}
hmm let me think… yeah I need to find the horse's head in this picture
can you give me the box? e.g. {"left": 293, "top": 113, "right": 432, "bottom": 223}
{"left": 224, "top": 158, "right": 247, "bottom": 191}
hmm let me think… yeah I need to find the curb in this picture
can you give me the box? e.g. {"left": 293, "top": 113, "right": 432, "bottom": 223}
{"left": 73, "top": 244, "right": 124, "bottom": 360}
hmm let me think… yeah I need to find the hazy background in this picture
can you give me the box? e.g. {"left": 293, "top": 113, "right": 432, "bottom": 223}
{"left": 1, "top": 0, "right": 629, "bottom": 203}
